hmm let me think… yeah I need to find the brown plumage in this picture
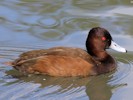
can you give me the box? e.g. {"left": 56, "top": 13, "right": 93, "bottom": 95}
{"left": 12, "top": 47, "right": 97, "bottom": 76}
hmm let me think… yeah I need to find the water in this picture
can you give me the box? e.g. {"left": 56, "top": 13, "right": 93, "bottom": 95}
{"left": 0, "top": 0, "right": 133, "bottom": 100}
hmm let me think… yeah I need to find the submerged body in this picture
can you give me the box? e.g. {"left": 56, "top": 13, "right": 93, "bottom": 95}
{"left": 11, "top": 27, "right": 127, "bottom": 77}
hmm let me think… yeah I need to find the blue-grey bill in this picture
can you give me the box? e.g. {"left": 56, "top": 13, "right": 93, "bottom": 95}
{"left": 109, "top": 41, "right": 127, "bottom": 53}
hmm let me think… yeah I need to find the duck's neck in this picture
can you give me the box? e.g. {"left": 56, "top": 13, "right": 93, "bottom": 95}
{"left": 87, "top": 48, "right": 107, "bottom": 61}
{"left": 87, "top": 49, "right": 116, "bottom": 74}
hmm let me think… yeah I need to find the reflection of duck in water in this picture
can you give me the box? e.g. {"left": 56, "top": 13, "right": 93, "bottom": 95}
{"left": 86, "top": 75, "right": 113, "bottom": 100}
{"left": 9, "top": 27, "right": 127, "bottom": 76}
{"left": 6, "top": 70, "right": 126, "bottom": 100}
{"left": 86, "top": 74, "right": 127, "bottom": 100}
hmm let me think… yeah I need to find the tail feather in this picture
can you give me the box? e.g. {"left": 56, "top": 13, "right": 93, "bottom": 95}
{"left": 3, "top": 61, "right": 13, "bottom": 66}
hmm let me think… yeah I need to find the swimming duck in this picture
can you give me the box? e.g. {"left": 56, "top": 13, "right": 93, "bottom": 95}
{"left": 11, "top": 27, "right": 127, "bottom": 76}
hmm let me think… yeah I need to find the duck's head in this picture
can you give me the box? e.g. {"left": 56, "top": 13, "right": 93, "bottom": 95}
{"left": 86, "top": 27, "right": 127, "bottom": 56}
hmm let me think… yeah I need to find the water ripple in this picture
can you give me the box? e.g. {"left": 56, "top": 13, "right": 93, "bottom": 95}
{"left": 63, "top": 17, "right": 99, "bottom": 30}
{"left": 108, "top": 57, "right": 132, "bottom": 85}
{"left": 31, "top": 26, "right": 65, "bottom": 41}
{"left": 0, "top": 82, "right": 41, "bottom": 100}
{"left": 38, "top": 16, "right": 60, "bottom": 28}
{"left": 0, "top": 5, "right": 20, "bottom": 22}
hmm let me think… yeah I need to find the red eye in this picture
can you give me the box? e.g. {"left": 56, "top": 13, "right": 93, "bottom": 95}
{"left": 101, "top": 37, "right": 106, "bottom": 41}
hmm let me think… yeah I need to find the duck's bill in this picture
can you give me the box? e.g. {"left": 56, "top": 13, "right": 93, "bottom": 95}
{"left": 109, "top": 41, "right": 127, "bottom": 53}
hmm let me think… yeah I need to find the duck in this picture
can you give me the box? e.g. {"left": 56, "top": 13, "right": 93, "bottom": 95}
{"left": 10, "top": 27, "right": 127, "bottom": 77}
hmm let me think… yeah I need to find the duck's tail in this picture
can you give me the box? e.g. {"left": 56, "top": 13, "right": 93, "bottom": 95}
{"left": 3, "top": 61, "right": 14, "bottom": 66}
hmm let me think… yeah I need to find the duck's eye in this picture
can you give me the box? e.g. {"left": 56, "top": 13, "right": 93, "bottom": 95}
{"left": 101, "top": 36, "right": 106, "bottom": 41}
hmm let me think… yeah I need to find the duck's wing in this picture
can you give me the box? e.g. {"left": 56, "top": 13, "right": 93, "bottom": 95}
{"left": 12, "top": 47, "right": 94, "bottom": 66}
